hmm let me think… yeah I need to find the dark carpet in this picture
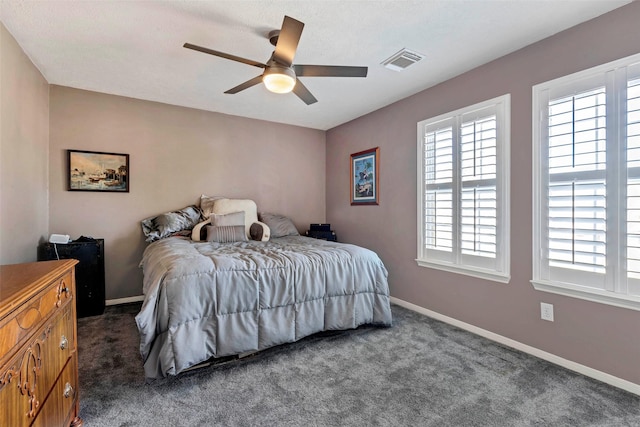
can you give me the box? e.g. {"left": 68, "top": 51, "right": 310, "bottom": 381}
{"left": 76, "top": 303, "right": 640, "bottom": 426}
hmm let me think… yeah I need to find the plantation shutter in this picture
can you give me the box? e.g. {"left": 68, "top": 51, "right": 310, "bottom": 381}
{"left": 424, "top": 119, "right": 454, "bottom": 263}
{"left": 627, "top": 71, "right": 640, "bottom": 296}
{"left": 418, "top": 94, "right": 509, "bottom": 282}
{"left": 535, "top": 59, "right": 640, "bottom": 301}
{"left": 460, "top": 112, "right": 498, "bottom": 260}
{"left": 422, "top": 103, "right": 504, "bottom": 271}
{"left": 545, "top": 85, "right": 608, "bottom": 289}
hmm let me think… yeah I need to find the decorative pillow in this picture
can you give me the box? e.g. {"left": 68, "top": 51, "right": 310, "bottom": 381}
{"left": 141, "top": 205, "right": 201, "bottom": 242}
{"left": 191, "top": 211, "right": 245, "bottom": 242}
{"left": 211, "top": 198, "right": 258, "bottom": 238}
{"left": 206, "top": 225, "right": 247, "bottom": 243}
{"left": 212, "top": 211, "right": 245, "bottom": 227}
{"left": 258, "top": 212, "right": 299, "bottom": 238}
{"left": 250, "top": 222, "right": 271, "bottom": 242}
{"left": 199, "top": 194, "right": 226, "bottom": 219}
{"left": 191, "top": 218, "right": 211, "bottom": 241}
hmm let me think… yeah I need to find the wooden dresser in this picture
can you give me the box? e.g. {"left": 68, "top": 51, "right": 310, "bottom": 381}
{"left": 0, "top": 260, "right": 83, "bottom": 427}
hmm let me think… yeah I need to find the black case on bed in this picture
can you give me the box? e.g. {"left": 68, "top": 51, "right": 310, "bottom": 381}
{"left": 305, "top": 229, "right": 337, "bottom": 242}
{"left": 309, "top": 223, "right": 331, "bottom": 232}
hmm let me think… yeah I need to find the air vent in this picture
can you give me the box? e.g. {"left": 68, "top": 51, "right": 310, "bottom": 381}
{"left": 382, "top": 48, "right": 425, "bottom": 72}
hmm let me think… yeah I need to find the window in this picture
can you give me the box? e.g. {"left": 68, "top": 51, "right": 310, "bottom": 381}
{"left": 417, "top": 95, "right": 510, "bottom": 283}
{"left": 532, "top": 53, "right": 640, "bottom": 311}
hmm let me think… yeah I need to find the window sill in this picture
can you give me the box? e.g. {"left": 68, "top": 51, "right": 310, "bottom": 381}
{"left": 531, "top": 279, "right": 640, "bottom": 311}
{"left": 416, "top": 259, "right": 510, "bottom": 284}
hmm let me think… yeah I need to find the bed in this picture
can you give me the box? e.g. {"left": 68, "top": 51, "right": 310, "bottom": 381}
{"left": 135, "top": 199, "right": 392, "bottom": 379}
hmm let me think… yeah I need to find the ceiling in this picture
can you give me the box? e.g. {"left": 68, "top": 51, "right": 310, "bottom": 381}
{"left": 0, "top": 1, "right": 631, "bottom": 130}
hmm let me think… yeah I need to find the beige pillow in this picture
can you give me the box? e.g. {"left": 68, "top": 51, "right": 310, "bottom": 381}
{"left": 191, "top": 218, "right": 210, "bottom": 242}
{"left": 199, "top": 194, "right": 226, "bottom": 219}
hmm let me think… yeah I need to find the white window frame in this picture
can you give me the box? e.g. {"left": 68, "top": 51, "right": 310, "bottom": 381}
{"left": 416, "top": 94, "right": 511, "bottom": 283}
{"left": 532, "top": 52, "right": 640, "bottom": 311}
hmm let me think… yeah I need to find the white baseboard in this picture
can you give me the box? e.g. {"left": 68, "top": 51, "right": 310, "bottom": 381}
{"left": 390, "top": 297, "right": 640, "bottom": 396}
{"left": 105, "top": 295, "right": 145, "bottom": 306}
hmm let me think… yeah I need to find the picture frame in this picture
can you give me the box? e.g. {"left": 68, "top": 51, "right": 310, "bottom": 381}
{"left": 68, "top": 149, "right": 129, "bottom": 192}
{"left": 350, "top": 147, "right": 379, "bottom": 205}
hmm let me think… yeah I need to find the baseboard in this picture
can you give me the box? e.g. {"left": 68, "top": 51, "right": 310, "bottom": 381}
{"left": 390, "top": 297, "right": 640, "bottom": 396}
{"left": 105, "top": 295, "right": 145, "bottom": 306}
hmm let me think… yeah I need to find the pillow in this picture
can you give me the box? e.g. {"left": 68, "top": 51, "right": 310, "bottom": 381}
{"left": 250, "top": 222, "right": 271, "bottom": 242}
{"left": 206, "top": 225, "right": 247, "bottom": 243}
{"left": 211, "top": 198, "right": 258, "bottom": 238}
{"left": 191, "top": 218, "right": 211, "bottom": 242}
{"left": 199, "top": 194, "right": 226, "bottom": 219}
{"left": 258, "top": 212, "right": 299, "bottom": 238}
{"left": 191, "top": 211, "right": 245, "bottom": 242}
{"left": 211, "top": 211, "right": 245, "bottom": 227}
{"left": 141, "top": 205, "right": 201, "bottom": 242}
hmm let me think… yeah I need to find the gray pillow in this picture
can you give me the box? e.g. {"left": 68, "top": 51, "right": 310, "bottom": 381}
{"left": 141, "top": 205, "right": 201, "bottom": 242}
{"left": 258, "top": 212, "right": 299, "bottom": 238}
{"left": 211, "top": 211, "right": 245, "bottom": 227}
{"left": 206, "top": 225, "right": 247, "bottom": 243}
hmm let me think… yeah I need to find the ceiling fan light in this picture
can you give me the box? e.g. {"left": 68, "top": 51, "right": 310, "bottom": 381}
{"left": 263, "top": 67, "right": 296, "bottom": 94}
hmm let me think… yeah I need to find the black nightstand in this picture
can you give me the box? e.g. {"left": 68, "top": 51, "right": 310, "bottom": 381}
{"left": 38, "top": 239, "right": 106, "bottom": 317}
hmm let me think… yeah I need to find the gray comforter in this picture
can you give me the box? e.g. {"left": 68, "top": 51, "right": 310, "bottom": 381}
{"left": 135, "top": 235, "right": 392, "bottom": 379}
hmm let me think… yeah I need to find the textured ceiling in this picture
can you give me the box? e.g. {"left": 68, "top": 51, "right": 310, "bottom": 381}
{"left": 0, "top": 1, "right": 631, "bottom": 130}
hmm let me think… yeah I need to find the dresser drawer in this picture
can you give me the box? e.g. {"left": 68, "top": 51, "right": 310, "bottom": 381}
{"left": 0, "top": 260, "right": 82, "bottom": 427}
{"left": 40, "top": 303, "right": 75, "bottom": 399}
{"left": 0, "top": 270, "right": 73, "bottom": 366}
{"left": 0, "top": 303, "right": 74, "bottom": 426}
{"left": 32, "top": 353, "right": 79, "bottom": 427}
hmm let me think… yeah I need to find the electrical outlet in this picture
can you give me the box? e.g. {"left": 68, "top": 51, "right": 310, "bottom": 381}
{"left": 540, "top": 302, "right": 554, "bottom": 322}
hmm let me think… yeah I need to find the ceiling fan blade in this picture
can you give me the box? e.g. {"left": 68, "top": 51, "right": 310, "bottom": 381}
{"left": 292, "top": 79, "right": 317, "bottom": 105}
{"left": 224, "top": 75, "right": 264, "bottom": 94}
{"left": 294, "top": 65, "right": 368, "bottom": 78}
{"left": 272, "top": 16, "right": 304, "bottom": 67}
{"left": 184, "top": 43, "right": 266, "bottom": 69}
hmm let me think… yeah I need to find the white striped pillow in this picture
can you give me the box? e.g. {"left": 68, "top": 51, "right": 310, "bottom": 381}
{"left": 205, "top": 225, "right": 247, "bottom": 243}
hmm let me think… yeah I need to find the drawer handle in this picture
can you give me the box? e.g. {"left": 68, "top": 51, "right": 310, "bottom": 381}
{"left": 60, "top": 335, "right": 68, "bottom": 350}
{"left": 63, "top": 383, "right": 74, "bottom": 399}
{"left": 62, "top": 287, "right": 70, "bottom": 295}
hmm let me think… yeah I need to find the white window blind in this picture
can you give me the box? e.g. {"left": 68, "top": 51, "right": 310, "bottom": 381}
{"left": 460, "top": 115, "right": 497, "bottom": 259}
{"left": 417, "top": 95, "right": 510, "bottom": 283}
{"left": 532, "top": 53, "right": 640, "bottom": 310}
{"left": 425, "top": 125, "right": 454, "bottom": 252}
{"left": 547, "top": 88, "right": 607, "bottom": 276}
{"left": 627, "top": 76, "right": 640, "bottom": 285}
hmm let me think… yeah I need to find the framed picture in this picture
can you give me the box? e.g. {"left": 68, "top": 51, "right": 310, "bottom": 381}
{"left": 350, "top": 147, "right": 379, "bottom": 205}
{"left": 68, "top": 149, "right": 129, "bottom": 192}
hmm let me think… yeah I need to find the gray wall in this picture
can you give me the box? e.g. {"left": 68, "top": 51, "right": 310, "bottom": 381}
{"left": 326, "top": 2, "right": 640, "bottom": 385}
{"left": 0, "top": 23, "right": 49, "bottom": 264}
{"left": 49, "top": 86, "right": 326, "bottom": 300}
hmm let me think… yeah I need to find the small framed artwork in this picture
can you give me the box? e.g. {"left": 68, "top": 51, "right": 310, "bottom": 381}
{"left": 350, "top": 147, "right": 379, "bottom": 205}
{"left": 68, "top": 149, "right": 129, "bottom": 192}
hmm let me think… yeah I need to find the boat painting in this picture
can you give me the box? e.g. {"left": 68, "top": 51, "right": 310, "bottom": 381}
{"left": 68, "top": 150, "right": 129, "bottom": 192}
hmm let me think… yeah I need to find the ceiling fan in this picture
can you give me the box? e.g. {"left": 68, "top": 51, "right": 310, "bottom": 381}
{"left": 184, "top": 15, "right": 368, "bottom": 105}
